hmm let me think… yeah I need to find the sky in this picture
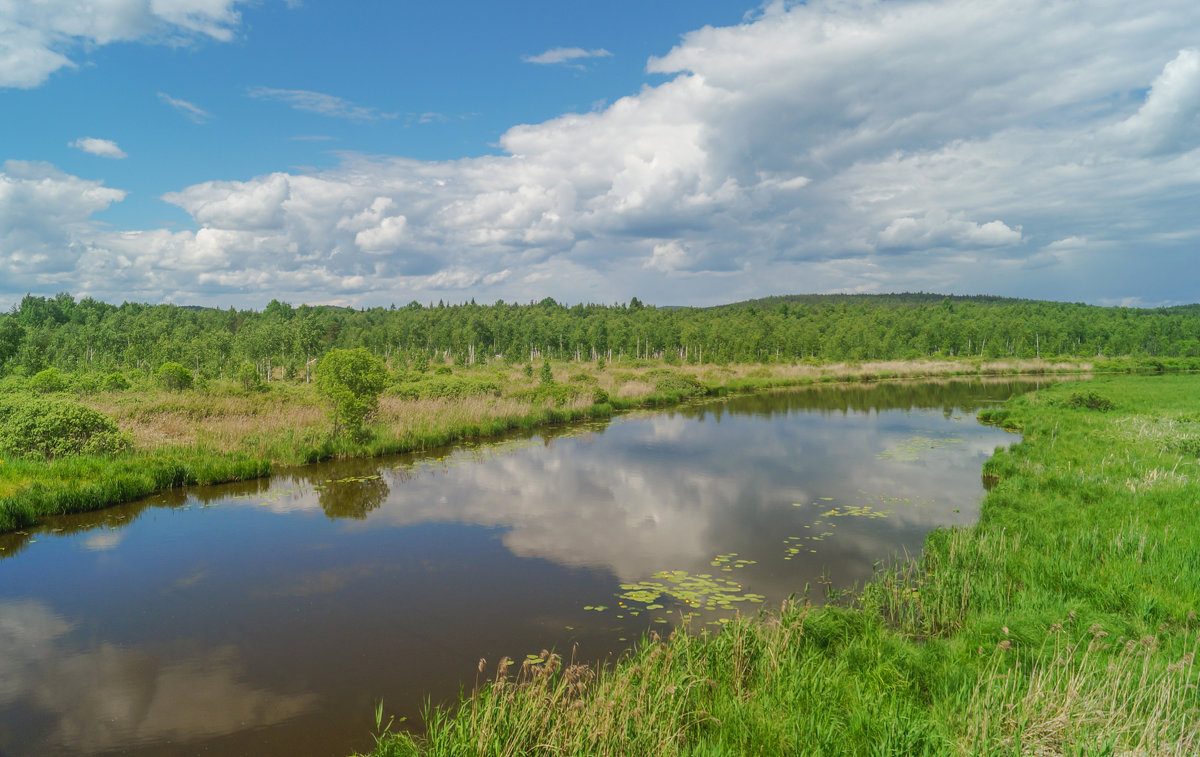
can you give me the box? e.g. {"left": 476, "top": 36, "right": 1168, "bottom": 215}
{"left": 1, "top": 0, "right": 1198, "bottom": 311}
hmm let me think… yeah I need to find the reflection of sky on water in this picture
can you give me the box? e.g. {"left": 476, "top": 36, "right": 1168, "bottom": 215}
{"left": 0, "top": 600, "right": 316, "bottom": 755}
{"left": 0, "top": 380, "right": 1032, "bottom": 756}
{"left": 271, "top": 401, "right": 1016, "bottom": 596}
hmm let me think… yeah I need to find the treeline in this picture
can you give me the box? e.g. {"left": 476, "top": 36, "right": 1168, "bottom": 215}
{"left": 1, "top": 292, "right": 1199, "bottom": 381}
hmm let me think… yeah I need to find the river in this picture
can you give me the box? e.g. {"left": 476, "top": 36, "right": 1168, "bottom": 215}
{"left": 0, "top": 379, "right": 1040, "bottom": 756}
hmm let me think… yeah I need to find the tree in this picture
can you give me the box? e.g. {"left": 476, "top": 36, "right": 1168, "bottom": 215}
{"left": 155, "top": 361, "right": 192, "bottom": 391}
{"left": 236, "top": 362, "right": 264, "bottom": 392}
{"left": 315, "top": 348, "right": 388, "bottom": 438}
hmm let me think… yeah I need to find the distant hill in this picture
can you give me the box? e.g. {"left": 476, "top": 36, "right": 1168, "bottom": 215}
{"left": 715, "top": 292, "right": 1065, "bottom": 310}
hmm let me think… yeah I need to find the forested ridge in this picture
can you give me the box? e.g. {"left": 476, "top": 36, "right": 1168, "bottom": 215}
{"left": 2, "top": 292, "right": 1199, "bottom": 380}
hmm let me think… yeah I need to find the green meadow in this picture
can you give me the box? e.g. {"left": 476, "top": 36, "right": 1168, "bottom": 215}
{"left": 358, "top": 374, "right": 1200, "bottom": 756}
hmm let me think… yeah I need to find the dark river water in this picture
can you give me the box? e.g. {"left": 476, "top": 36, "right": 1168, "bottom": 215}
{"left": 0, "top": 379, "right": 1040, "bottom": 756}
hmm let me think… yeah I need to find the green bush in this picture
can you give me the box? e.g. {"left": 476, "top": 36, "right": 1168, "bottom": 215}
{"left": 103, "top": 372, "right": 131, "bottom": 391}
{"left": 1057, "top": 390, "right": 1115, "bottom": 411}
{"left": 29, "top": 367, "right": 67, "bottom": 393}
{"left": 155, "top": 361, "right": 193, "bottom": 391}
{"left": 643, "top": 368, "right": 704, "bottom": 397}
{"left": 0, "top": 396, "right": 131, "bottom": 459}
{"left": 388, "top": 374, "right": 502, "bottom": 400}
{"left": 70, "top": 372, "right": 103, "bottom": 394}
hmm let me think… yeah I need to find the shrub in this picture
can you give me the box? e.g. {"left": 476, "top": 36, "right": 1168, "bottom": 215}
{"left": 156, "top": 361, "right": 193, "bottom": 391}
{"left": 103, "top": 372, "right": 131, "bottom": 391}
{"left": 0, "top": 396, "right": 131, "bottom": 459}
{"left": 434, "top": 365, "right": 453, "bottom": 376}
{"left": 29, "top": 367, "right": 67, "bottom": 393}
{"left": 387, "top": 375, "right": 502, "bottom": 400}
{"left": 70, "top": 372, "right": 103, "bottom": 394}
{"left": 1058, "top": 390, "right": 1115, "bottom": 411}
{"left": 643, "top": 368, "right": 704, "bottom": 397}
{"left": 540, "top": 361, "right": 555, "bottom": 385}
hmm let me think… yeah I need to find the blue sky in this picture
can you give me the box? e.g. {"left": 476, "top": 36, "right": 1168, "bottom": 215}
{"left": 2, "top": 0, "right": 1199, "bottom": 310}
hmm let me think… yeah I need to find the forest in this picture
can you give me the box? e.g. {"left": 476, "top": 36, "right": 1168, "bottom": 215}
{"left": 2, "top": 291, "right": 1199, "bottom": 381}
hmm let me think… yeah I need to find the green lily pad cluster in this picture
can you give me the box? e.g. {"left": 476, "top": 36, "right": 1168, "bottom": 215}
{"left": 710, "top": 552, "right": 757, "bottom": 572}
{"left": 782, "top": 530, "right": 834, "bottom": 559}
{"left": 611, "top": 569, "right": 766, "bottom": 626}
{"left": 821, "top": 505, "right": 891, "bottom": 519}
{"left": 877, "top": 434, "right": 964, "bottom": 461}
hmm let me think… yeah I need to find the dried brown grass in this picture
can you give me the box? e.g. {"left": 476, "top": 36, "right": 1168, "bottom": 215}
{"left": 966, "top": 626, "right": 1200, "bottom": 755}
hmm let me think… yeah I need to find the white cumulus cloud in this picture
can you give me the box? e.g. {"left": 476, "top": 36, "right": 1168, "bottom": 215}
{"left": 0, "top": 0, "right": 246, "bottom": 89}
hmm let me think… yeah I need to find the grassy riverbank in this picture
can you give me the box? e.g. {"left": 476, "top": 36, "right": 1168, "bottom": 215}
{"left": 359, "top": 373, "right": 1200, "bottom": 756}
{"left": 0, "top": 357, "right": 1095, "bottom": 534}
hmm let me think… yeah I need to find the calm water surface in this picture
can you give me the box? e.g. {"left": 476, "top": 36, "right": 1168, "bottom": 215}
{"left": 0, "top": 380, "right": 1040, "bottom": 756}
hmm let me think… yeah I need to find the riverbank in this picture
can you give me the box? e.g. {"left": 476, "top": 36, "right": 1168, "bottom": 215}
{"left": 358, "top": 373, "right": 1200, "bottom": 756}
{"left": 0, "top": 357, "right": 1097, "bottom": 534}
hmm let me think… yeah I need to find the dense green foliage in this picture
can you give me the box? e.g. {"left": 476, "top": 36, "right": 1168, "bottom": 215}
{"left": 0, "top": 395, "right": 130, "bottom": 460}
{"left": 2, "top": 292, "right": 1199, "bottom": 384}
{"left": 360, "top": 375, "right": 1200, "bottom": 756}
{"left": 315, "top": 348, "right": 390, "bottom": 437}
{"left": 155, "top": 361, "right": 193, "bottom": 391}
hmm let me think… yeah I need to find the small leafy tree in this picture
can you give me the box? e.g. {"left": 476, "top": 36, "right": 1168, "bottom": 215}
{"left": 236, "top": 362, "right": 264, "bottom": 392}
{"left": 540, "top": 361, "right": 555, "bottom": 386}
{"left": 411, "top": 350, "right": 429, "bottom": 374}
{"left": 155, "top": 361, "right": 192, "bottom": 391}
{"left": 316, "top": 348, "right": 388, "bottom": 438}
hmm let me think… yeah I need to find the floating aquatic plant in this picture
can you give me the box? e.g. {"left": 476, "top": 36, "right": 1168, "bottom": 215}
{"left": 877, "top": 434, "right": 964, "bottom": 461}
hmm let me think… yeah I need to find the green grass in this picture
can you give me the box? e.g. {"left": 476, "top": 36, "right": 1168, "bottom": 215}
{"left": 0, "top": 450, "right": 270, "bottom": 532}
{"left": 356, "top": 374, "right": 1200, "bottom": 757}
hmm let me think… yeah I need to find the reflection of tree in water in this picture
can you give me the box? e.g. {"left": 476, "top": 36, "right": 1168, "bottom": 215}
{"left": 0, "top": 476, "right": 276, "bottom": 562}
{"left": 299, "top": 459, "right": 391, "bottom": 521}
{"left": 677, "top": 377, "right": 1057, "bottom": 422}
{"left": 317, "top": 476, "right": 388, "bottom": 520}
